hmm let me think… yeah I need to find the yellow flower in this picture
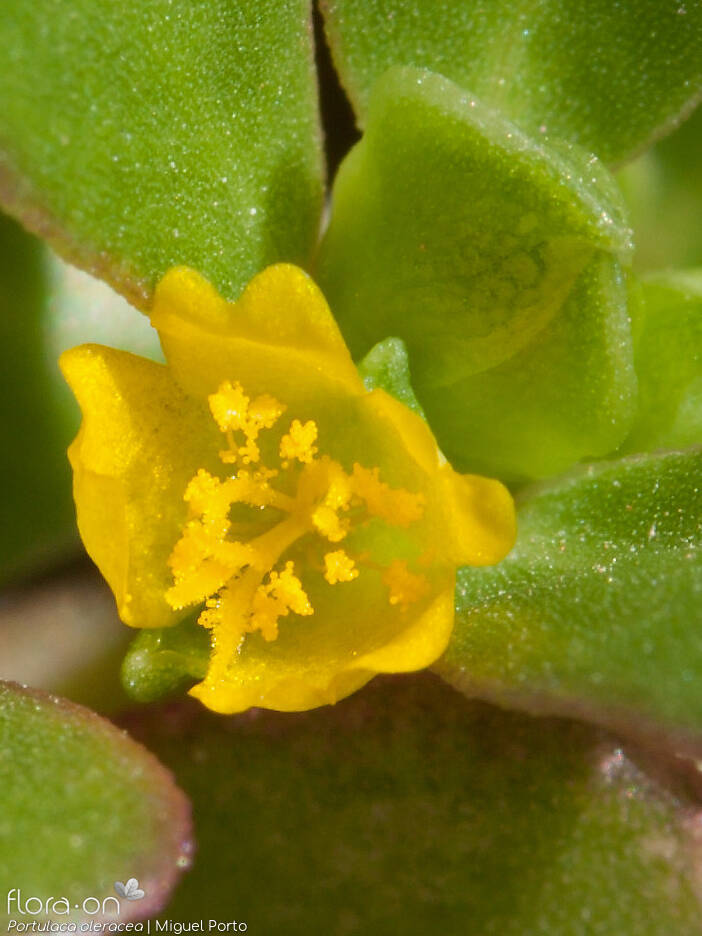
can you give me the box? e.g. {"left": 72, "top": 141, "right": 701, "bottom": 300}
{"left": 60, "top": 264, "right": 515, "bottom": 714}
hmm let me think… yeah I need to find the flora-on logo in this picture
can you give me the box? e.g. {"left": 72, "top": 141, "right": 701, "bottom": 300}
{"left": 7, "top": 888, "right": 120, "bottom": 916}
{"left": 114, "top": 878, "right": 145, "bottom": 901}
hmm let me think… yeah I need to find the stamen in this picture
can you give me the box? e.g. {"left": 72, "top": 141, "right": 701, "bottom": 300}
{"left": 251, "top": 562, "right": 313, "bottom": 641}
{"left": 352, "top": 464, "right": 424, "bottom": 527}
{"left": 308, "top": 457, "right": 353, "bottom": 542}
{"left": 280, "top": 419, "right": 318, "bottom": 464}
{"left": 208, "top": 380, "right": 250, "bottom": 434}
{"left": 383, "top": 560, "right": 429, "bottom": 609}
{"left": 208, "top": 380, "right": 286, "bottom": 466}
{"left": 312, "top": 504, "right": 349, "bottom": 542}
{"left": 324, "top": 550, "right": 359, "bottom": 584}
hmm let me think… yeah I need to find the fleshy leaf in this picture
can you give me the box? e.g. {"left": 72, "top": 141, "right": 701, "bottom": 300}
{"left": 317, "top": 67, "right": 637, "bottom": 480}
{"left": 321, "top": 0, "right": 702, "bottom": 165}
{"left": 435, "top": 449, "right": 702, "bottom": 752}
{"left": 619, "top": 105, "right": 702, "bottom": 272}
{"left": 622, "top": 271, "right": 702, "bottom": 455}
{"left": 0, "top": 681, "right": 192, "bottom": 926}
{"left": 125, "top": 675, "right": 702, "bottom": 933}
{"left": 0, "top": 0, "right": 323, "bottom": 307}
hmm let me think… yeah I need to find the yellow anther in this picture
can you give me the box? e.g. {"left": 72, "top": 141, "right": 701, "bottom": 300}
{"left": 184, "top": 469, "right": 233, "bottom": 524}
{"left": 323, "top": 550, "right": 359, "bottom": 585}
{"left": 199, "top": 596, "right": 223, "bottom": 630}
{"left": 306, "top": 457, "right": 352, "bottom": 542}
{"left": 279, "top": 419, "right": 318, "bottom": 464}
{"left": 248, "top": 394, "right": 286, "bottom": 431}
{"left": 383, "top": 560, "right": 429, "bottom": 609}
{"left": 251, "top": 561, "right": 313, "bottom": 641}
{"left": 323, "top": 459, "right": 353, "bottom": 510}
{"left": 352, "top": 464, "right": 424, "bottom": 527}
{"left": 312, "top": 504, "right": 349, "bottom": 542}
{"left": 166, "top": 558, "right": 233, "bottom": 612}
{"left": 166, "top": 521, "right": 254, "bottom": 610}
{"left": 208, "top": 380, "right": 250, "bottom": 434}
{"left": 236, "top": 437, "right": 262, "bottom": 465}
{"left": 208, "top": 380, "right": 286, "bottom": 466}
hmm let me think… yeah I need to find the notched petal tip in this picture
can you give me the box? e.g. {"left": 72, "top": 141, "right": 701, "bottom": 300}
{"left": 151, "top": 263, "right": 363, "bottom": 401}
{"left": 239, "top": 264, "right": 360, "bottom": 375}
{"left": 59, "top": 342, "right": 115, "bottom": 404}
{"left": 152, "top": 266, "right": 231, "bottom": 332}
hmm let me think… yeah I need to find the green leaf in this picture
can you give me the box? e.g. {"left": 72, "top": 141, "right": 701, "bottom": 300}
{"left": 436, "top": 448, "right": 702, "bottom": 751}
{"left": 321, "top": 0, "right": 702, "bottom": 165}
{"left": 0, "top": 681, "right": 192, "bottom": 926}
{"left": 0, "top": 0, "right": 323, "bottom": 307}
{"left": 318, "top": 67, "right": 637, "bottom": 480}
{"left": 125, "top": 675, "right": 702, "bottom": 933}
{"left": 618, "top": 105, "right": 702, "bottom": 272}
{"left": 622, "top": 271, "right": 702, "bottom": 455}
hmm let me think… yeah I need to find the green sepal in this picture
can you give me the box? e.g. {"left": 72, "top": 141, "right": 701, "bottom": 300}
{"left": 357, "top": 336, "right": 426, "bottom": 418}
{"left": 122, "top": 614, "right": 209, "bottom": 703}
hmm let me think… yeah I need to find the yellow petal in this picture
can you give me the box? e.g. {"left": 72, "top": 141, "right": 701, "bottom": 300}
{"left": 60, "top": 344, "right": 218, "bottom": 627}
{"left": 352, "top": 582, "right": 455, "bottom": 674}
{"left": 356, "top": 387, "right": 515, "bottom": 566}
{"left": 188, "top": 585, "right": 455, "bottom": 714}
{"left": 435, "top": 467, "right": 517, "bottom": 566}
{"left": 150, "top": 264, "right": 364, "bottom": 407}
{"left": 189, "top": 665, "right": 372, "bottom": 714}
{"left": 185, "top": 559, "right": 454, "bottom": 714}
{"left": 357, "top": 387, "right": 443, "bottom": 476}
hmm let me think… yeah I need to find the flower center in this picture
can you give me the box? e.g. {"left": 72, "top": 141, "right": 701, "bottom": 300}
{"left": 166, "top": 381, "right": 428, "bottom": 680}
